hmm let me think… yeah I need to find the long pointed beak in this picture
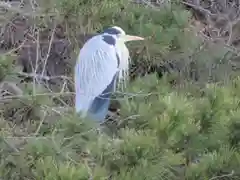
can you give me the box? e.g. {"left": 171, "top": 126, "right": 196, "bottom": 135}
{"left": 120, "top": 34, "right": 144, "bottom": 42}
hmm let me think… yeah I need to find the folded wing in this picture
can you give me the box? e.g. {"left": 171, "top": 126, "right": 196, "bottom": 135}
{"left": 74, "top": 35, "right": 119, "bottom": 113}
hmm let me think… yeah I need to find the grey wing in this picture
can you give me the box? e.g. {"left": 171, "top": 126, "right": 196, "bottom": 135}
{"left": 74, "top": 36, "right": 119, "bottom": 112}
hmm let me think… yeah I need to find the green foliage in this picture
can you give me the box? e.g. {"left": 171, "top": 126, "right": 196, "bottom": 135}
{"left": 0, "top": 0, "right": 240, "bottom": 180}
{"left": 52, "top": 0, "right": 234, "bottom": 83}
{"left": 0, "top": 55, "right": 15, "bottom": 81}
{"left": 55, "top": 0, "right": 195, "bottom": 65}
{"left": 1, "top": 73, "right": 240, "bottom": 179}
{"left": 119, "top": 74, "right": 240, "bottom": 179}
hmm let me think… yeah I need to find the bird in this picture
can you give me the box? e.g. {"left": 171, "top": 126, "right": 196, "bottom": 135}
{"left": 74, "top": 26, "right": 144, "bottom": 123}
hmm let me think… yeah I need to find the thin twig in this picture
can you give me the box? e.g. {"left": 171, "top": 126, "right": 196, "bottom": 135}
{"left": 17, "top": 72, "right": 72, "bottom": 81}
{"left": 209, "top": 171, "right": 234, "bottom": 180}
{"left": 40, "top": 25, "right": 56, "bottom": 78}
{"left": 181, "top": 1, "right": 216, "bottom": 16}
{"left": 34, "top": 110, "right": 47, "bottom": 136}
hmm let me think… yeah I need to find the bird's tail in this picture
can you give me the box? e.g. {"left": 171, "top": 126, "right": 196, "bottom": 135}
{"left": 75, "top": 93, "right": 93, "bottom": 115}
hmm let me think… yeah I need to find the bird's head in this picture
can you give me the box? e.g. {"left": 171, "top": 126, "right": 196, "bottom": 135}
{"left": 100, "top": 26, "right": 144, "bottom": 84}
{"left": 103, "top": 26, "right": 144, "bottom": 42}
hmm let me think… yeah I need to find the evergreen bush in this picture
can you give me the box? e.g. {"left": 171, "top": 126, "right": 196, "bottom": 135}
{"left": 0, "top": 0, "right": 240, "bottom": 180}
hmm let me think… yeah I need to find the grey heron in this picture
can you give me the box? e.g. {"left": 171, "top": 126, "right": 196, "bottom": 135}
{"left": 74, "top": 26, "right": 144, "bottom": 122}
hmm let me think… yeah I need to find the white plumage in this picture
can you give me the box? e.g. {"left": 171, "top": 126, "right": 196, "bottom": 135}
{"left": 75, "top": 35, "right": 117, "bottom": 111}
{"left": 74, "top": 26, "right": 144, "bottom": 122}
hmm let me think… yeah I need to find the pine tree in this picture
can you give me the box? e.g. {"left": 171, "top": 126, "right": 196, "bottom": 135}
{"left": 0, "top": 0, "right": 240, "bottom": 180}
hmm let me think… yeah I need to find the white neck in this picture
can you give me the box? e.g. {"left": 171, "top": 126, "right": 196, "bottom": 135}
{"left": 115, "top": 41, "right": 130, "bottom": 89}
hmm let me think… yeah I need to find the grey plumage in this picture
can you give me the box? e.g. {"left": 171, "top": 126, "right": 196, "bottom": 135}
{"left": 74, "top": 26, "right": 144, "bottom": 122}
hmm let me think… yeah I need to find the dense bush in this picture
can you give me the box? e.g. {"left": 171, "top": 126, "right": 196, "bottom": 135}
{"left": 1, "top": 74, "right": 240, "bottom": 179}
{"left": 0, "top": 0, "right": 240, "bottom": 180}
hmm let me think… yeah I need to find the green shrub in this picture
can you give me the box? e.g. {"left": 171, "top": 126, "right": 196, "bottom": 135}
{"left": 1, "top": 74, "right": 240, "bottom": 180}
{"left": 0, "top": 0, "right": 240, "bottom": 180}
{"left": 55, "top": 0, "right": 195, "bottom": 68}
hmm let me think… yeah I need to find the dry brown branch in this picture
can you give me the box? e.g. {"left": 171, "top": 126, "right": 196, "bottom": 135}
{"left": 209, "top": 171, "right": 234, "bottom": 180}
{"left": 17, "top": 72, "right": 72, "bottom": 81}
{"left": 183, "top": 0, "right": 240, "bottom": 49}
{"left": 0, "top": 81, "right": 23, "bottom": 102}
{"left": 39, "top": 24, "right": 56, "bottom": 78}
{"left": 0, "top": 92, "right": 74, "bottom": 101}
